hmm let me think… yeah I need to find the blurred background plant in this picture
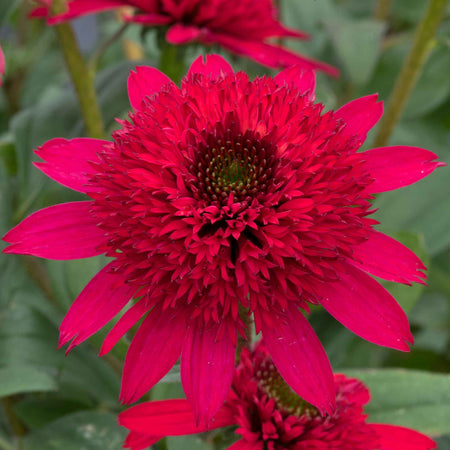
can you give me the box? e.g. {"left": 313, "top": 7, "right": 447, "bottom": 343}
{"left": 0, "top": 0, "right": 449, "bottom": 449}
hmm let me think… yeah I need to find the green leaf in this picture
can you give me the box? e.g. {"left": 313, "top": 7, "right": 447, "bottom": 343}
{"left": 327, "top": 19, "right": 385, "bottom": 85}
{"left": 14, "top": 396, "right": 88, "bottom": 429}
{"left": 344, "top": 369, "right": 450, "bottom": 435}
{"left": 0, "top": 366, "right": 57, "bottom": 397}
{"left": 410, "top": 293, "right": 449, "bottom": 353}
{"left": 21, "top": 411, "right": 126, "bottom": 450}
{"left": 167, "top": 436, "right": 213, "bottom": 450}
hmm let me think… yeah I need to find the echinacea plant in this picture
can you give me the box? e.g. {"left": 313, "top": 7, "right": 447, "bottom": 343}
{"left": 119, "top": 342, "right": 437, "bottom": 450}
{"left": 31, "top": 0, "right": 338, "bottom": 74}
{"left": 3, "top": 55, "right": 443, "bottom": 426}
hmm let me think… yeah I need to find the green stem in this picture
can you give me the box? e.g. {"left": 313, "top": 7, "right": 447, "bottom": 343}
{"left": 373, "top": 0, "right": 448, "bottom": 147}
{"left": 52, "top": 0, "right": 105, "bottom": 139}
{"left": 375, "top": 0, "right": 393, "bottom": 21}
{"left": 2, "top": 397, "right": 26, "bottom": 441}
{"left": 159, "top": 42, "right": 185, "bottom": 83}
{"left": 89, "top": 23, "right": 129, "bottom": 71}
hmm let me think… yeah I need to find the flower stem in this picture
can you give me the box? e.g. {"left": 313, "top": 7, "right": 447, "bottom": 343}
{"left": 159, "top": 42, "right": 185, "bottom": 83}
{"left": 373, "top": 0, "right": 448, "bottom": 147}
{"left": 52, "top": 0, "right": 105, "bottom": 139}
{"left": 375, "top": 0, "right": 393, "bottom": 21}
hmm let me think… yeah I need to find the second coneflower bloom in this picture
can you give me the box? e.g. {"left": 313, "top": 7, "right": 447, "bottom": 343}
{"left": 3, "top": 55, "right": 443, "bottom": 425}
{"left": 31, "top": 0, "right": 338, "bottom": 74}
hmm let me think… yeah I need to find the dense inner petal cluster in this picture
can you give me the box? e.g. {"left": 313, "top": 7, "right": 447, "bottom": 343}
{"left": 190, "top": 127, "right": 279, "bottom": 205}
{"left": 87, "top": 70, "right": 376, "bottom": 334}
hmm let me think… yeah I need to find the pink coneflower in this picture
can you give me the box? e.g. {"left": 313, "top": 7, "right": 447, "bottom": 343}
{"left": 0, "top": 44, "right": 5, "bottom": 86}
{"left": 119, "top": 343, "right": 437, "bottom": 450}
{"left": 3, "top": 55, "right": 443, "bottom": 425}
{"left": 30, "top": 0, "right": 338, "bottom": 75}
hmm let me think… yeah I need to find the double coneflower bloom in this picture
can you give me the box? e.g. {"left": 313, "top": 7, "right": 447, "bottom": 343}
{"left": 31, "top": 0, "right": 338, "bottom": 74}
{"left": 119, "top": 343, "right": 436, "bottom": 449}
{"left": 3, "top": 55, "right": 443, "bottom": 426}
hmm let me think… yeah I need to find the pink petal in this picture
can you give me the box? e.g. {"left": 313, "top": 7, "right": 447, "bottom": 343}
{"left": 125, "top": 13, "right": 172, "bottom": 25}
{"left": 47, "top": 0, "right": 125, "bottom": 24}
{"left": 318, "top": 263, "right": 413, "bottom": 351}
{"left": 123, "top": 432, "right": 161, "bottom": 450}
{"left": 188, "top": 54, "right": 234, "bottom": 78}
{"left": 59, "top": 261, "right": 136, "bottom": 351}
{"left": 205, "top": 32, "right": 339, "bottom": 76}
{"left": 181, "top": 321, "right": 236, "bottom": 427}
{"left": 119, "top": 399, "right": 235, "bottom": 435}
{"left": 335, "top": 94, "right": 383, "bottom": 142}
{"left": 166, "top": 23, "right": 201, "bottom": 44}
{"left": 0, "top": 44, "right": 5, "bottom": 86}
{"left": 370, "top": 424, "right": 436, "bottom": 450}
{"left": 2, "top": 202, "right": 105, "bottom": 260}
{"left": 128, "top": 66, "right": 175, "bottom": 110}
{"left": 274, "top": 66, "right": 316, "bottom": 101}
{"left": 99, "top": 299, "right": 148, "bottom": 356}
{"left": 351, "top": 230, "right": 426, "bottom": 285}
{"left": 362, "top": 146, "right": 445, "bottom": 193}
{"left": 120, "top": 304, "right": 187, "bottom": 403}
{"left": 229, "top": 440, "right": 263, "bottom": 450}
{"left": 227, "top": 440, "right": 263, "bottom": 450}
{"left": 34, "top": 138, "right": 107, "bottom": 193}
{"left": 261, "top": 304, "right": 336, "bottom": 416}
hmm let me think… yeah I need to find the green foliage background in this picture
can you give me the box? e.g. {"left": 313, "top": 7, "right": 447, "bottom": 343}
{"left": 0, "top": 0, "right": 449, "bottom": 448}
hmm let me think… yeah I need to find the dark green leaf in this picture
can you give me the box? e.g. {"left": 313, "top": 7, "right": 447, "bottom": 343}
{"left": 0, "top": 366, "right": 57, "bottom": 397}
{"left": 344, "top": 369, "right": 450, "bottom": 435}
{"left": 21, "top": 411, "right": 126, "bottom": 450}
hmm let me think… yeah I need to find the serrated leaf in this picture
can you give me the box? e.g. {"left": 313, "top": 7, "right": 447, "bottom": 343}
{"left": 0, "top": 366, "right": 57, "bottom": 397}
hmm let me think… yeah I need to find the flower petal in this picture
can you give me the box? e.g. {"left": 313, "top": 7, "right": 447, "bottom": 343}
{"left": 188, "top": 54, "right": 234, "bottom": 78}
{"left": 2, "top": 202, "right": 105, "bottom": 260}
{"left": 261, "top": 304, "right": 336, "bottom": 416}
{"left": 351, "top": 230, "right": 426, "bottom": 285}
{"left": 227, "top": 440, "right": 263, "bottom": 450}
{"left": 123, "top": 432, "right": 161, "bottom": 450}
{"left": 363, "top": 146, "right": 445, "bottom": 193}
{"left": 166, "top": 23, "right": 201, "bottom": 44}
{"left": 125, "top": 13, "right": 172, "bottom": 25}
{"left": 47, "top": 0, "right": 125, "bottom": 25}
{"left": 119, "top": 399, "right": 235, "bottom": 435}
{"left": 128, "top": 66, "right": 175, "bottom": 110}
{"left": 370, "top": 424, "right": 436, "bottom": 450}
{"left": 59, "top": 261, "right": 136, "bottom": 351}
{"left": 181, "top": 321, "right": 236, "bottom": 427}
{"left": 99, "top": 299, "right": 148, "bottom": 356}
{"left": 335, "top": 94, "right": 383, "bottom": 142}
{"left": 0, "top": 44, "right": 5, "bottom": 86}
{"left": 120, "top": 304, "right": 187, "bottom": 403}
{"left": 206, "top": 32, "right": 339, "bottom": 76}
{"left": 318, "top": 263, "right": 413, "bottom": 351}
{"left": 274, "top": 66, "right": 316, "bottom": 101}
{"left": 34, "top": 138, "right": 107, "bottom": 193}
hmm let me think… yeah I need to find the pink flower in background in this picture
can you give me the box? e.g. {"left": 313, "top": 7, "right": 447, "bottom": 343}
{"left": 119, "top": 343, "right": 436, "bottom": 450}
{"left": 31, "top": 0, "right": 338, "bottom": 74}
{"left": 3, "top": 55, "right": 443, "bottom": 425}
{"left": 0, "top": 44, "right": 5, "bottom": 86}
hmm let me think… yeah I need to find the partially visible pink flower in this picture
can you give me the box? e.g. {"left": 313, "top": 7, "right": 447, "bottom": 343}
{"left": 2, "top": 55, "right": 443, "bottom": 426}
{"left": 0, "top": 44, "right": 5, "bottom": 86}
{"left": 31, "top": 0, "right": 338, "bottom": 75}
{"left": 119, "top": 343, "right": 437, "bottom": 450}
